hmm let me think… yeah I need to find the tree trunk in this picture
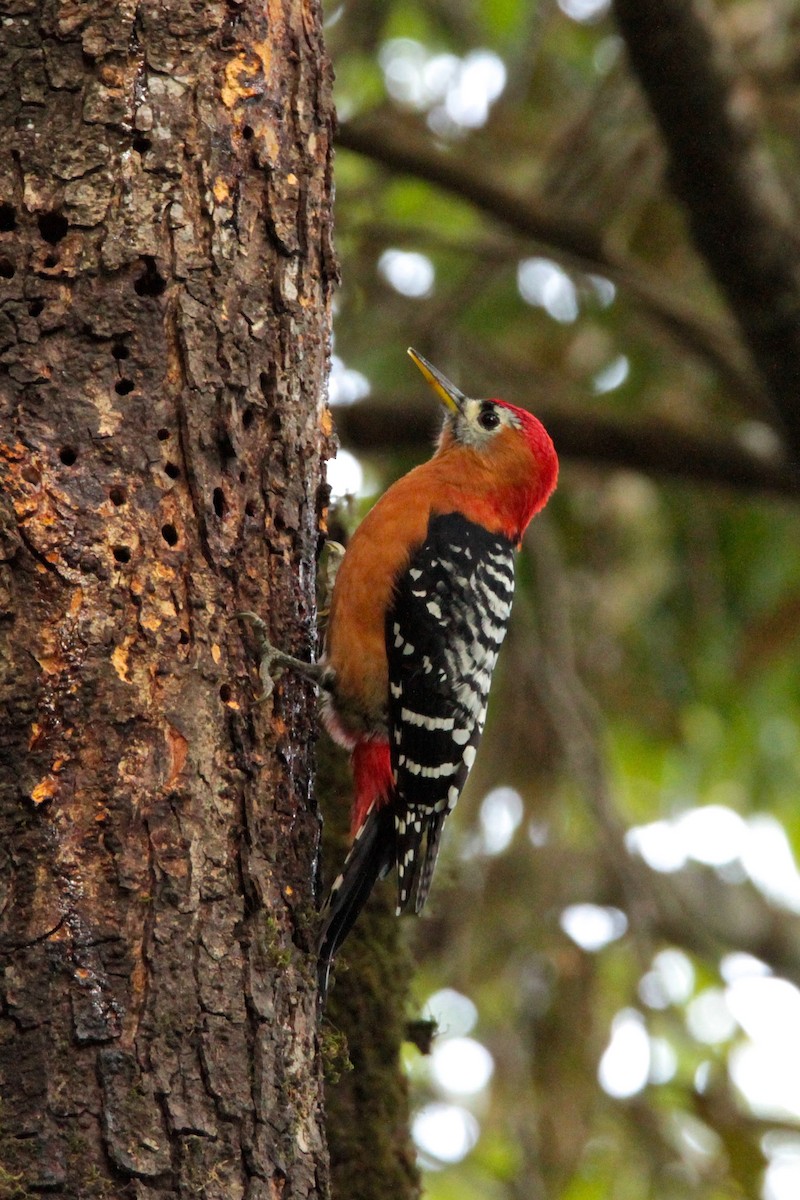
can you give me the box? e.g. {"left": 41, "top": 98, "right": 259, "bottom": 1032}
{"left": 0, "top": 1, "right": 336, "bottom": 1196}
{"left": 316, "top": 740, "right": 420, "bottom": 1200}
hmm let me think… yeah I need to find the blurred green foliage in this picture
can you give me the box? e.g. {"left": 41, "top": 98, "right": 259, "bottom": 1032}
{"left": 323, "top": 1, "right": 800, "bottom": 1197}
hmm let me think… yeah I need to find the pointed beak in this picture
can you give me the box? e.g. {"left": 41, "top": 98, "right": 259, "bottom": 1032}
{"left": 407, "top": 348, "right": 466, "bottom": 414}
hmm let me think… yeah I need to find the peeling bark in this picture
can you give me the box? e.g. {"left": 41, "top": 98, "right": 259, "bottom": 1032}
{"left": 0, "top": 1, "right": 336, "bottom": 1196}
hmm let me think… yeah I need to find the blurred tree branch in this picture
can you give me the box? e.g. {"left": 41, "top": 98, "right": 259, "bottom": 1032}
{"left": 523, "top": 518, "right": 659, "bottom": 964}
{"left": 337, "top": 117, "right": 767, "bottom": 413}
{"left": 334, "top": 395, "right": 799, "bottom": 498}
{"left": 613, "top": 0, "right": 800, "bottom": 468}
{"left": 525, "top": 519, "right": 800, "bottom": 990}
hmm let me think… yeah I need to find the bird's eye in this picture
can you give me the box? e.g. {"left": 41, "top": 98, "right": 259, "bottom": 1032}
{"left": 478, "top": 405, "right": 500, "bottom": 431}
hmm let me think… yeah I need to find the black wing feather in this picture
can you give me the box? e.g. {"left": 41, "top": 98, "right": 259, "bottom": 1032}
{"left": 386, "top": 512, "right": 516, "bottom": 914}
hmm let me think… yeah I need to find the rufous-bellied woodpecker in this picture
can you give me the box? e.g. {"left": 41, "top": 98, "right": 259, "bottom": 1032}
{"left": 241, "top": 349, "right": 558, "bottom": 999}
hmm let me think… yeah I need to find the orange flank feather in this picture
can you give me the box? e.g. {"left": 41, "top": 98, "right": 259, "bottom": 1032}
{"left": 323, "top": 467, "right": 432, "bottom": 739}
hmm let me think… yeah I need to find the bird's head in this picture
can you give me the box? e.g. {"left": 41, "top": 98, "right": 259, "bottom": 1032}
{"left": 408, "top": 347, "right": 558, "bottom": 538}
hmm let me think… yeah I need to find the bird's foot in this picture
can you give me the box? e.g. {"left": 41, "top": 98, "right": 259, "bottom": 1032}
{"left": 316, "top": 540, "right": 346, "bottom": 627}
{"left": 235, "top": 611, "right": 326, "bottom": 699}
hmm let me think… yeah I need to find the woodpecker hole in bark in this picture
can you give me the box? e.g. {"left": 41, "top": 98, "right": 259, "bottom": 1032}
{"left": 161, "top": 524, "right": 178, "bottom": 547}
{"left": 0, "top": 203, "right": 16, "bottom": 231}
{"left": 134, "top": 256, "right": 166, "bottom": 297}
{"left": 37, "top": 211, "right": 68, "bottom": 245}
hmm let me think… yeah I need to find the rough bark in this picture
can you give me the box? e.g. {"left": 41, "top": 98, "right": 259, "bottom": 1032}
{"left": 0, "top": 1, "right": 336, "bottom": 1197}
{"left": 613, "top": 0, "right": 800, "bottom": 468}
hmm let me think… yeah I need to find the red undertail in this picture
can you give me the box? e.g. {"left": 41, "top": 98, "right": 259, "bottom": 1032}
{"left": 351, "top": 738, "right": 394, "bottom": 834}
{"left": 317, "top": 739, "right": 395, "bottom": 1002}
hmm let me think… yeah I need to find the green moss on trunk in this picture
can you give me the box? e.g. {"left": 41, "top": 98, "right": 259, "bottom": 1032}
{"left": 317, "top": 737, "right": 420, "bottom": 1200}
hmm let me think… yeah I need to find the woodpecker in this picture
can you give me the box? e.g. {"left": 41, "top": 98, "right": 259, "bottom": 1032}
{"left": 241, "top": 350, "right": 558, "bottom": 999}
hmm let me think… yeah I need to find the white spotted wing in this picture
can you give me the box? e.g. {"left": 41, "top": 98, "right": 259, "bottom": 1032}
{"left": 386, "top": 511, "right": 516, "bottom": 914}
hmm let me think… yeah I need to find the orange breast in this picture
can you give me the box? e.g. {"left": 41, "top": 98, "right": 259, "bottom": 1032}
{"left": 325, "top": 464, "right": 434, "bottom": 734}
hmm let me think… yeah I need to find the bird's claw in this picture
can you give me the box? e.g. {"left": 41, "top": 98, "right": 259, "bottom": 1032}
{"left": 234, "top": 610, "right": 266, "bottom": 629}
{"left": 234, "top": 611, "right": 280, "bottom": 699}
{"left": 234, "top": 610, "right": 325, "bottom": 696}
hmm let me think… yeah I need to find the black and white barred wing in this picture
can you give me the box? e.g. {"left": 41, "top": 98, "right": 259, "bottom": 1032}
{"left": 386, "top": 511, "right": 516, "bottom": 914}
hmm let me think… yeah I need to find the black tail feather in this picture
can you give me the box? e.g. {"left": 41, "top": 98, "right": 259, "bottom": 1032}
{"left": 410, "top": 812, "right": 446, "bottom": 915}
{"left": 317, "top": 804, "right": 395, "bottom": 1003}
